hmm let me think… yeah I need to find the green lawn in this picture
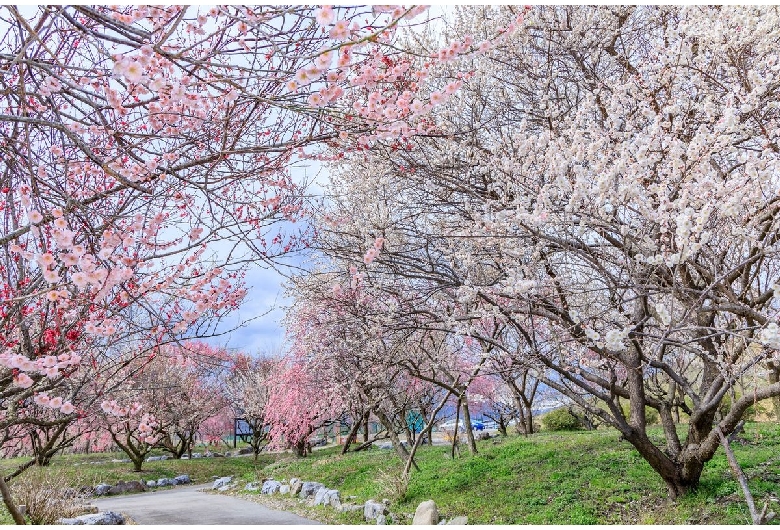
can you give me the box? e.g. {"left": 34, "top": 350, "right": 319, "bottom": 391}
{"left": 246, "top": 424, "right": 780, "bottom": 525}
{"left": 3, "top": 425, "right": 780, "bottom": 524}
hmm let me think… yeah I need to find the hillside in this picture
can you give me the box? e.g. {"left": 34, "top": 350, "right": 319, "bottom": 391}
{"left": 244, "top": 424, "right": 780, "bottom": 525}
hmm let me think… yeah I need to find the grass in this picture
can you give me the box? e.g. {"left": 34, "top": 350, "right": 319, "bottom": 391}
{"left": 0, "top": 445, "right": 274, "bottom": 489}
{"left": 242, "top": 423, "right": 780, "bottom": 525}
{"left": 3, "top": 425, "right": 780, "bottom": 524}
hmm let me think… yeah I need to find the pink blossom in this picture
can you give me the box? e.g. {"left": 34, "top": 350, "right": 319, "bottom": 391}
{"left": 329, "top": 19, "right": 350, "bottom": 40}
{"left": 308, "top": 92, "right": 326, "bottom": 108}
{"left": 14, "top": 373, "right": 34, "bottom": 388}
{"left": 60, "top": 402, "right": 75, "bottom": 414}
{"left": 43, "top": 268, "right": 60, "bottom": 284}
{"left": 124, "top": 61, "right": 144, "bottom": 83}
{"left": 29, "top": 210, "right": 43, "bottom": 224}
{"left": 71, "top": 272, "right": 89, "bottom": 288}
{"left": 314, "top": 6, "right": 335, "bottom": 26}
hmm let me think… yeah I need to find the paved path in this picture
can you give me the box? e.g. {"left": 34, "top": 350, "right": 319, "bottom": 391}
{"left": 91, "top": 484, "right": 321, "bottom": 525}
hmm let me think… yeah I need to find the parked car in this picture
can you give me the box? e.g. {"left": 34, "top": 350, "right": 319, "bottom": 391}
{"left": 438, "top": 420, "right": 484, "bottom": 432}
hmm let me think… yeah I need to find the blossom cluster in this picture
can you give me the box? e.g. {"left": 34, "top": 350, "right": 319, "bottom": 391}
{"left": 2, "top": 350, "right": 82, "bottom": 388}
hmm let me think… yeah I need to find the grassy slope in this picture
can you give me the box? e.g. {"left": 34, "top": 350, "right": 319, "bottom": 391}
{"left": 2, "top": 425, "right": 780, "bottom": 524}
{"left": 248, "top": 423, "right": 780, "bottom": 525}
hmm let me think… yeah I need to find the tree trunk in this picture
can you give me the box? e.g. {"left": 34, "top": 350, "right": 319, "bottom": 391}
{"left": 341, "top": 415, "right": 364, "bottom": 455}
{"left": 716, "top": 426, "right": 767, "bottom": 524}
{"left": 461, "top": 398, "right": 478, "bottom": 455}
{"left": 450, "top": 398, "right": 461, "bottom": 459}
{"left": 498, "top": 418, "right": 507, "bottom": 437}
{"left": 768, "top": 361, "right": 780, "bottom": 422}
{"left": 292, "top": 439, "right": 308, "bottom": 457}
{"left": 373, "top": 408, "right": 416, "bottom": 469}
{"left": 0, "top": 474, "right": 26, "bottom": 525}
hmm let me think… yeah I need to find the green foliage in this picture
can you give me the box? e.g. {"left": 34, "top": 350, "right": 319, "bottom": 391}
{"left": 541, "top": 408, "right": 582, "bottom": 431}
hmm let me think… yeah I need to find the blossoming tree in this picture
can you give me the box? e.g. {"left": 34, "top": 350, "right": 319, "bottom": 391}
{"left": 308, "top": 5, "right": 780, "bottom": 498}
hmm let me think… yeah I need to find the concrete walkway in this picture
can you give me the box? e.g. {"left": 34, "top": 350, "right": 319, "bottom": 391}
{"left": 91, "top": 484, "right": 321, "bottom": 525}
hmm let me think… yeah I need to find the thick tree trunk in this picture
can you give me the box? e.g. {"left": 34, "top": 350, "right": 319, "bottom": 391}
{"left": 131, "top": 456, "right": 144, "bottom": 472}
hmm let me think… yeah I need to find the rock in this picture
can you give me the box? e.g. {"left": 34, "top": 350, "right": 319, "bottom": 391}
{"left": 279, "top": 485, "right": 290, "bottom": 495}
{"left": 146, "top": 456, "right": 163, "bottom": 462}
{"left": 58, "top": 512, "right": 125, "bottom": 525}
{"left": 238, "top": 446, "right": 253, "bottom": 455}
{"left": 327, "top": 489, "right": 342, "bottom": 509}
{"left": 448, "top": 516, "right": 468, "bottom": 525}
{"left": 223, "top": 451, "right": 232, "bottom": 457}
{"left": 299, "top": 481, "right": 324, "bottom": 499}
{"left": 173, "top": 474, "right": 191, "bottom": 485}
{"left": 108, "top": 481, "right": 146, "bottom": 495}
{"left": 478, "top": 432, "right": 491, "bottom": 441}
{"left": 289, "top": 478, "right": 303, "bottom": 495}
{"left": 191, "top": 452, "right": 202, "bottom": 459}
{"left": 377, "top": 442, "right": 393, "bottom": 450}
{"left": 245, "top": 482, "right": 260, "bottom": 491}
{"left": 180, "top": 456, "right": 189, "bottom": 460}
{"left": 377, "top": 514, "right": 387, "bottom": 525}
{"left": 93, "top": 484, "right": 112, "bottom": 496}
{"left": 156, "top": 478, "right": 176, "bottom": 487}
{"left": 312, "top": 488, "right": 340, "bottom": 507}
{"left": 218, "top": 485, "right": 231, "bottom": 492}
{"left": 364, "top": 500, "right": 389, "bottom": 521}
{"left": 261, "top": 480, "right": 282, "bottom": 495}
{"left": 212, "top": 476, "right": 233, "bottom": 489}
{"left": 438, "top": 520, "right": 447, "bottom": 525}
{"left": 413, "top": 500, "right": 439, "bottom": 525}
{"left": 339, "top": 504, "right": 365, "bottom": 513}
{"left": 146, "top": 481, "right": 157, "bottom": 488}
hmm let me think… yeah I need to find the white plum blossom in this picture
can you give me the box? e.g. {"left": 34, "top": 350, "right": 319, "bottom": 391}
{"left": 760, "top": 323, "right": 780, "bottom": 349}
{"left": 604, "top": 329, "right": 629, "bottom": 352}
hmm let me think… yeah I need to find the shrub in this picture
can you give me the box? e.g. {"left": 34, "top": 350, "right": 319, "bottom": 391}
{"left": 9, "top": 468, "right": 90, "bottom": 524}
{"left": 541, "top": 408, "right": 582, "bottom": 431}
{"left": 376, "top": 466, "right": 409, "bottom": 502}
